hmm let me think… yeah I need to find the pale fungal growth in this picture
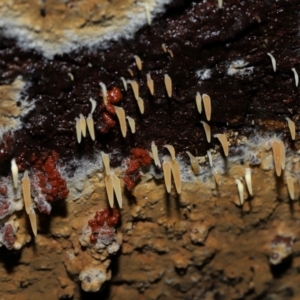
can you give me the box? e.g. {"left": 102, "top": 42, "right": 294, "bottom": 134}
{"left": 218, "top": 0, "right": 223, "bottom": 9}
{"left": 162, "top": 160, "right": 172, "bottom": 193}
{"left": 267, "top": 52, "right": 276, "bottom": 72}
{"left": 21, "top": 171, "right": 31, "bottom": 214}
{"left": 75, "top": 118, "right": 82, "bottom": 143}
{"left": 214, "top": 134, "right": 229, "bottom": 157}
{"left": 202, "top": 94, "right": 211, "bottom": 121}
{"left": 134, "top": 55, "right": 142, "bottom": 71}
{"left": 167, "top": 49, "right": 174, "bottom": 58}
{"left": 102, "top": 152, "right": 111, "bottom": 176}
{"left": 272, "top": 139, "right": 285, "bottom": 176}
{"left": 127, "top": 68, "right": 134, "bottom": 77}
{"left": 126, "top": 116, "right": 136, "bottom": 134}
{"left": 235, "top": 179, "right": 244, "bottom": 205}
{"left": 245, "top": 168, "right": 253, "bottom": 196}
{"left": 162, "top": 43, "right": 167, "bottom": 53}
{"left": 111, "top": 173, "right": 122, "bottom": 208}
{"left": 200, "top": 121, "right": 211, "bottom": 143}
{"left": 186, "top": 151, "right": 200, "bottom": 175}
{"left": 286, "top": 176, "right": 295, "bottom": 200}
{"left": 127, "top": 80, "right": 139, "bottom": 100}
{"left": 11, "top": 158, "right": 18, "bottom": 188}
{"left": 87, "top": 98, "right": 96, "bottom": 141}
{"left": 114, "top": 106, "right": 127, "bottom": 137}
{"left": 99, "top": 82, "right": 108, "bottom": 105}
{"left": 164, "top": 145, "right": 176, "bottom": 161}
{"left": 89, "top": 98, "right": 97, "bottom": 114}
{"left": 137, "top": 97, "right": 145, "bottom": 114}
{"left": 101, "top": 152, "right": 122, "bottom": 208}
{"left": 87, "top": 115, "right": 95, "bottom": 141}
{"left": 207, "top": 150, "right": 213, "bottom": 167}
{"left": 151, "top": 141, "right": 161, "bottom": 168}
{"left": 67, "top": 72, "right": 74, "bottom": 81}
{"left": 164, "top": 74, "right": 172, "bottom": 98}
{"left": 164, "top": 145, "right": 181, "bottom": 193}
{"left": 146, "top": 73, "right": 154, "bottom": 95}
{"left": 79, "top": 114, "right": 86, "bottom": 137}
{"left": 120, "top": 77, "right": 127, "bottom": 91}
{"left": 143, "top": 3, "right": 152, "bottom": 25}
{"left": 29, "top": 208, "right": 37, "bottom": 236}
{"left": 196, "top": 92, "right": 202, "bottom": 114}
{"left": 285, "top": 117, "right": 296, "bottom": 140}
{"left": 291, "top": 68, "right": 299, "bottom": 87}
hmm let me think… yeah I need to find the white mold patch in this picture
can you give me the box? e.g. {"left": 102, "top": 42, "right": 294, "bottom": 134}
{"left": 0, "top": 0, "right": 172, "bottom": 58}
{"left": 195, "top": 69, "right": 212, "bottom": 83}
{"left": 0, "top": 77, "right": 35, "bottom": 141}
{"left": 227, "top": 59, "right": 254, "bottom": 76}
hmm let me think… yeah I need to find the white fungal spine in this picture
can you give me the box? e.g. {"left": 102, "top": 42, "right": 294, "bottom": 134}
{"left": 218, "top": 0, "right": 223, "bottom": 9}
{"left": 235, "top": 179, "right": 244, "bottom": 205}
{"left": 267, "top": 52, "right": 276, "bottom": 72}
{"left": 245, "top": 168, "right": 253, "bottom": 196}
{"left": 11, "top": 158, "right": 18, "bottom": 188}
{"left": 120, "top": 77, "right": 127, "bottom": 91}
{"left": 87, "top": 98, "right": 96, "bottom": 141}
{"left": 291, "top": 68, "right": 299, "bottom": 87}
{"left": 99, "top": 82, "right": 108, "bottom": 105}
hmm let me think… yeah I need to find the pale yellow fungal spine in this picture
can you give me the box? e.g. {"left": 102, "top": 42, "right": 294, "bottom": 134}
{"left": 272, "top": 139, "right": 285, "bottom": 177}
{"left": 214, "top": 134, "right": 229, "bottom": 157}
{"left": 127, "top": 68, "right": 134, "bottom": 77}
{"left": 286, "top": 117, "right": 296, "bottom": 140}
{"left": 127, "top": 80, "right": 139, "bottom": 100}
{"left": 202, "top": 94, "right": 211, "bottom": 121}
{"left": 186, "top": 151, "right": 200, "bottom": 175}
{"left": 162, "top": 160, "right": 172, "bottom": 193}
{"left": 134, "top": 55, "right": 142, "bottom": 71}
{"left": 126, "top": 116, "right": 136, "bottom": 134}
{"left": 87, "top": 98, "right": 96, "bottom": 141}
{"left": 99, "top": 82, "right": 108, "bottom": 105}
{"left": 22, "top": 171, "right": 31, "bottom": 215}
{"left": 114, "top": 106, "right": 127, "bottom": 138}
{"left": 164, "top": 145, "right": 181, "bottom": 193}
{"left": 162, "top": 43, "right": 167, "bottom": 53}
{"left": 267, "top": 52, "right": 276, "bottom": 72}
{"left": 218, "top": 0, "right": 223, "bottom": 9}
{"left": 29, "top": 208, "right": 37, "bottom": 236}
{"left": 167, "top": 49, "right": 174, "bottom": 58}
{"left": 151, "top": 141, "right": 161, "bottom": 168}
{"left": 137, "top": 97, "right": 145, "bottom": 114}
{"left": 101, "top": 152, "right": 123, "bottom": 208}
{"left": 164, "top": 74, "right": 172, "bottom": 98}
{"left": 147, "top": 73, "right": 154, "bottom": 95}
{"left": 286, "top": 176, "right": 295, "bottom": 200}
{"left": 79, "top": 114, "right": 86, "bottom": 137}
{"left": 11, "top": 158, "right": 18, "bottom": 188}
{"left": 200, "top": 121, "right": 211, "bottom": 143}
{"left": 196, "top": 92, "right": 202, "bottom": 114}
